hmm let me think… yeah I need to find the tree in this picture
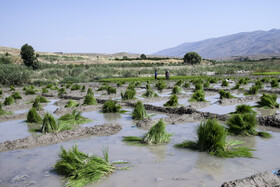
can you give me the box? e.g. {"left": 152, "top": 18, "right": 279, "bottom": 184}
{"left": 183, "top": 52, "right": 202, "bottom": 65}
{"left": 140, "top": 54, "right": 147, "bottom": 59}
{"left": 20, "top": 44, "right": 36, "bottom": 67}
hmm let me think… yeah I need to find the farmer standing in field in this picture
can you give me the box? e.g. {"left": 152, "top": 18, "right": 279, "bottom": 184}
{"left": 165, "top": 70, "right": 170, "bottom": 80}
{"left": 155, "top": 70, "right": 158, "bottom": 80}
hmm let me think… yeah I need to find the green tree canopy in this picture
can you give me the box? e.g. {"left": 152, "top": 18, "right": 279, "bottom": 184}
{"left": 20, "top": 44, "right": 36, "bottom": 67}
{"left": 140, "top": 54, "right": 147, "bottom": 59}
{"left": 183, "top": 52, "right": 202, "bottom": 65}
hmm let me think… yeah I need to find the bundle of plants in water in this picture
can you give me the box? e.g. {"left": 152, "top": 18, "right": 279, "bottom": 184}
{"left": 246, "top": 85, "right": 260, "bottom": 95}
{"left": 155, "top": 80, "right": 167, "bottom": 91}
{"left": 189, "top": 90, "right": 206, "bottom": 102}
{"left": 238, "top": 78, "right": 248, "bottom": 85}
{"left": 261, "top": 77, "right": 270, "bottom": 83}
{"left": 58, "top": 109, "right": 92, "bottom": 126}
{"left": 227, "top": 113, "right": 271, "bottom": 138}
{"left": 132, "top": 100, "right": 148, "bottom": 120}
{"left": 71, "top": 84, "right": 81, "bottom": 91}
{"left": 9, "top": 85, "right": 15, "bottom": 91}
{"left": 58, "top": 88, "right": 66, "bottom": 96}
{"left": 81, "top": 85, "right": 86, "bottom": 92}
{"left": 87, "top": 88, "right": 94, "bottom": 96}
{"left": 194, "top": 84, "right": 203, "bottom": 92}
{"left": 175, "top": 118, "right": 254, "bottom": 158}
{"left": 106, "top": 86, "right": 117, "bottom": 95}
{"left": 142, "top": 88, "right": 159, "bottom": 98}
{"left": 121, "top": 87, "right": 136, "bottom": 100}
{"left": 32, "top": 97, "right": 42, "bottom": 111}
{"left": 123, "top": 119, "right": 172, "bottom": 145}
{"left": 0, "top": 102, "right": 10, "bottom": 116}
{"left": 97, "top": 85, "right": 109, "bottom": 91}
{"left": 164, "top": 94, "right": 179, "bottom": 107}
{"left": 172, "top": 86, "right": 181, "bottom": 94}
{"left": 41, "top": 113, "right": 59, "bottom": 133}
{"left": 254, "top": 80, "right": 264, "bottom": 89}
{"left": 4, "top": 96, "right": 15, "bottom": 106}
{"left": 46, "top": 83, "right": 54, "bottom": 89}
{"left": 25, "top": 87, "right": 36, "bottom": 95}
{"left": 83, "top": 93, "right": 97, "bottom": 105}
{"left": 219, "top": 89, "right": 234, "bottom": 99}
{"left": 26, "top": 108, "right": 42, "bottom": 123}
{"left": 221, "top": 80, "right": 229, "bottom": 87}
{"left": 11, "top": 92, "right": 22, "bottom": 100}
{"left": 209, "top": 77, "right": 218, "bottom": 83}
{"left": 203, "top": 81, "right": 210, "bottom": 88}
{"left": 184, "top": 82, "right": 190, "bottom": 88}
{"left": 102, "top": 100, "right": 121, "bottom": 113}
{"left": 66, "top": 83, "right": 72, "bottom": 89}
{"left": 42, "top": 87, "right": 49, "bottom": 93}
{"left": 257, "top": 93, "right": 279, "bottom": 108}
{"left": 65, "top": 100, "right": 79, "bottom": 108}
{"left": 54, "top": 145, "right": 116, "bottom": 187}
{"left": 175, "top": 80, "right": 184, "bottom": 86}
{"left": 231, "top": 83, "right": 240, "bottom": 90}
{"left": 36, "top": 96, "right": 49, "bottom": 103}
{"left": 233, "top": 104, "right": 256, "bottom": 114}
{"left": 271, "top": 79, "right": 279, "bottom": 88}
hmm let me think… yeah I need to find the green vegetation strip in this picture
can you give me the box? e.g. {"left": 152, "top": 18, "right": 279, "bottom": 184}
{"left": 253, "top": 72, "right": 280, "bottom": 75}
{"left": 100, "top": 76, "right": 202, "bottom": 83}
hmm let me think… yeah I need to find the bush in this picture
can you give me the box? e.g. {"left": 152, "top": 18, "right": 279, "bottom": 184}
{"left": 189, "top": 90, "right": 206, "bottom": 102}
{"left": 4, "top": 96, "right": 15, "bottom": 106}
{"left": 172, "top": 86, "right": 181, "bottom": 94}
{"left": 221, "top": 80, "right": 229, "bottom": 87}
{"left": 11, "top": 92, "right": 22, "bottom": 100}
{"left": 132, "top": 101, "right": 148, "bottom": 120}
{"left": 164, "top": 95, "right": 179, "bottom": 107}
{"left": 176, "top": 119, "right": 253, "bottom": 158}
{"left": 102, "top": 100, "right": 121, "bottom": 113}
{"left": 271, "top": 79, "right": 279, "bottom": 88}
{"left": 26, "top": 108, "right": 42, "bottom": 123}
{"left": 155, "top": 80, "right": 167, "bottom": 91}
{"left": 183, "top": 52, "right": 202, "bottom": 65}
{"left": 219, "top": 89, "right": 234, "bottom": 99}
{"left": 65, "top": 100, "right": 79, "bottom": 108}
{"left": 71, "top": 84, "right": 81, "bottom": 90}
{"left": 257, "top": 93, "right": 279, "bottom": 108}
{"left": 0, "top": 64, "right": 31, "bottom": 86}
{"left": 83, "top": 94, "right": 97, "bottom": 105}
{"left": 21, "top": 44, "right": 36, "bottom": 68}
{"left": 41, "top": 113, "right": 58, "bottom": 133}
{"left": 121, "top": 87, "right": 136, "bottom": 100}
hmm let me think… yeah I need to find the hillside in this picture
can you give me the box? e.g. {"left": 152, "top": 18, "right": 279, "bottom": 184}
{"left": 154, "top": 29, "right": 280, "bottom": 59}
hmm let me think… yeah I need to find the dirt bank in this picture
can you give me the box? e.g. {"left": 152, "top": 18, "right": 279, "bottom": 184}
{"left": 221, "top": 172, "right": 280, "bottom": 187}
{"left": 219, "top": 95, "right": 259, "bottom": 105}
{"left": 0, "top": 123, "right": 122, "bottom": 152}
{"left": 259, "top": 114, "right": 280, "bottom": 128}
{"left": 54, "top": 105, "right": 102, "bottom": 116}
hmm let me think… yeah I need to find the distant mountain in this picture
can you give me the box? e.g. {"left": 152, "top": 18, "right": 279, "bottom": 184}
{"left": 154, "top": 29, "right": 280, "bottom": 59}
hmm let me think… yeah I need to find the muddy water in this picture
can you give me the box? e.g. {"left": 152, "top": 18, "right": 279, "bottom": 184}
{"left": 0, "top": 120, "right": 31, "bottom": 143}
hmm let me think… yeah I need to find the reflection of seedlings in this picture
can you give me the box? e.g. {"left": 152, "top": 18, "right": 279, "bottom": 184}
{"left": 164, "top": 94, "right": 179, "bottom": 107}
{"left": 172, "top": 86, "right": 181, "bottom": 94}
{"left": 123, "top": 119, "right": 172, "bottom": 145}
{"left": 102, "top": 100, "right": 121, "bottom": 113}
{"left": 27, "top": 108, "right": 42, "bottom": 123}
{"left": 189, "top": 90, "right": 206, "bottom": 102}
{"left": 132, "top": 100, "right": 148, "bottom": 120}
{"left": 218, "top": 89, "right": 234, "bottom": 99}
{"left": 227, "top": 113, "right": 271, "bottom": 138}
{"left": 65, "top": 100, "right": 79, "bottom": 108}
{"left": 176, "top": 119, "right": 254, "bottom": 158}
{"left": 54, "top": 146, "right": 128, "bottom": 187}
{"left": 256, "top": 93, "right": 279, "bottom": 108}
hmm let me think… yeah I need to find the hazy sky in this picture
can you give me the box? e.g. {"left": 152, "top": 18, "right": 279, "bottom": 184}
{"left": 1, "top": 0, "right": 280, "bottom": 54}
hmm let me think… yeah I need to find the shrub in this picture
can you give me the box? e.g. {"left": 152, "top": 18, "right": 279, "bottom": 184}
{"left": 4, "top": 96, "right": 14, "bottom": 105}
{"left": 221, "top": 80, "right": 229, "bottom": 87}
{"left": 0, "top": 64, "right": 31, "bottom": 86}
{"left": 41, "top": 113, "right": 58, "bottom": 133}
{"left": 132, "top": 101, "right": 148, "bottom": 120}
{"left": 54, "top": 145, "right": 115, "bottom": 187}
{"left": 257, "top": 93, "right": 279, "bottom": 108}
{"left": 102, "top": 100, "right": 121, "bottom": 113}
{"left": 107, "top": 86, "right": 116, "bottom": 95}
{"left": 172, "top": 86, "right": 181, "bottom": 94}
{"left": 65, "top": 100, "right": 79, "bottom": 108}
{"left": 183, "top": 52, "right": 202, "bottom": 65}
{"left": 83, "top": 94, "right": 97, "bottom": 105}
{"left": 219, "top": 89, "right": 234, "bottom": 99}
{"left": 71, "top": 84, "right": 81, "bottom": 90}
{"left": 189, "top": 90, "right": 206, "bottom": 102}
{"left": 20, "top": 44, "right": 36, "bottom": 68}
{"left": 271, "top": 79, "right": 279, "bottom": 88}
{"left": 164, "top": 94, "right": 179, "bottom": 107}
{"left": 42, "top": 87, "right": 49, "bottom": 93}
{"left": 121, "top": 87, "right": 136, "bottom": 100}
{"left": 155, "top": 80, "right": 167, "bottom": 91}
{"left": 11, "top": 92, "right": 22, "bottom": 100}
{"left": 194, "top": 84, "right": 203, "bottom": 91}
{"left": 176, "top": 119, "right": 253, "bottom": 158}
{"left": 26, "top": 108, "right": 42, "bottom": 123}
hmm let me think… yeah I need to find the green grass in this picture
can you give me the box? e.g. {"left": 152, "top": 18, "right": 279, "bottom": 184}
{"left": 189, "top": 90, "right": 206, "bottom": 102}
{"left": 253, "top": 72, "right": 280, "bottom": 75}
{"left": 58, "top": 110, "right": 92, "bottom": 126}
{"left": 102, "top": 100, "right": 121, "bottom": 113}
{"left": 257, "top": 93, "right": 279, "bottom": 108}
{"left": 100, "top": 76, "right": 202, "bottom": 83}
{"left": 26, "top": 108, "right": 42, "bottom": 123}
{"left": 164, "top": 94, "right": 179, "bottom": 107}
{"left": 54, "top": 145, "right": 115, "bottom": 187}
{"left": 132, "top": 100, "right": 148, "bottom": 120}
{"left": 175, "top": 119, "right": 254, "bottom": 158}
{"left": 65, "top": 100, "right": 79, "bottom": 108}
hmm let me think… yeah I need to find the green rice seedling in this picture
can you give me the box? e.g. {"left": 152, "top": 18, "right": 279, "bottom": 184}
{"left": 172, "top": 86, "right": 181, "bottom": 94}
{"left": 36, "top": 96, "right": 48, "bottom": 103}
{"left": 87, "top": 88, "right": 94, "bottom": 96}
{"left": 257, "top": 93, "right": 279, "bottom": 108}
{"left": 134, "top": 81, "right": 141, "bottom": 87}
{"left": 146, "top": 82, "right": 152, "bottom": 90}
{"left": 71, "top": 84, "right": 81, "bottom": 90}
{"left": 221, "top": 80, "right": 229, "bottom": 87}
{"left": 189, "top": 90, "right": 206, "bottom": 102}
{"left": 102, "top": 100, "right": 121, "bottom": 113}
{"left": 41, "top": 113, "right": 58, "bottom": 133}
{"left": 66, "top": 82, "right": 72, "bottom": 89}
{"left": 11, "top": 92, "right": 22, "bottom": 100}
{"left": 9, "top": 85, "right": 15, "bottom": 91}
{"left": 32, "top": 97, "right": 42, "bottom": 111}
{"left": 25, "top": 86, "right": 36, "bottom": 95}
{"left": 184, "top": 82, "right": 190, "bottom": 88}
{"left": 271, "top": 79, "right": 279, "bottom": 88}
{"left": 26, "top": 108, "right": 42, "bottom": 123}
{"left": 65, "top": 100, "right": 79, "bottom": 108}
{"left": 0, "top": 102, "right": 10, "bottom": 116}
{"left": 164, "top": 94, "right": 179, "bottom": 107}
{"left": 132, "top": 100, "right": 148, "bottom": 120}
{"left": 46, "top": 83, "right": 54, "bottom": 89}
{"left": 97, "top": 85, "right": 108, "bottom": 91}
{"left": 81, "top": 85, "right": 86, "bottom": 92}
{"left": 4, "top": 96, "right": 14, "bottom": 106}
{"left": 54, "top": 145, "right": 115, "bottom": 187}
{"left": 209, "top": 77, "right": 218, "bottom": 83}
{"left": 107, "top": 86, "right": 117, "bottom": 95}
{"left": 117, "top": 81, "right": 124, "bottom": 87}
{"left": 123, "top": 119, "right": 172, "bottom": 145}
{"left": 127, "top": 82, "right": 136, "bottom": 89}
{"left": 42, "top": 87, "right": 49, "bottom": 93}
{"left": 231, "top": 83, "right": 240, "bottom": 90}
{"left": 203, "top": 81, "right": 210, "bottom": 88}
{"left": 58, "top": 88, "right": 66, "bottom": 96}
{"left": 83, "top": 93, "right": 97, "bottom": 105}
{"left": 192, "top": 78, "right": 203, "bottom": 85}
{"left": 58, "top": 109, "right": 92, "bottom": 126}
{"left": 121, "top": 87, "right": 136, "bottom": 100}
{"left": 142, "top": 88, "right": 159, "bottom": 98}
{"left": 234, "top": 104, "right": 256, "bottom": 114}
{"left": 155, "top": 80, "right": 167, "bottom": 91}
{"left": 175, "top": 80, "right": 184, "bottom": 86}
{"left": 219, "top": 89, "right": 234, "bottom": 99}
{"left": 238, "top": 78, "right": 248, "bottom": 85}
{"left": 254, "top": 80, "right": 264, "bottom": 89}
{"left": 176, "top": 119, "right": 254, "bottom": 158}
{"left": 227, "top": 113, "right": 271, "bottom": 138}
{"left": 194, "top": 83, "right": 203, "bottom": 91}
{"left": 261, "top": 77, "right": 270, "bottom": 83}
{"left": 246, "top": 85, "right": 260, "bottom": 95}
